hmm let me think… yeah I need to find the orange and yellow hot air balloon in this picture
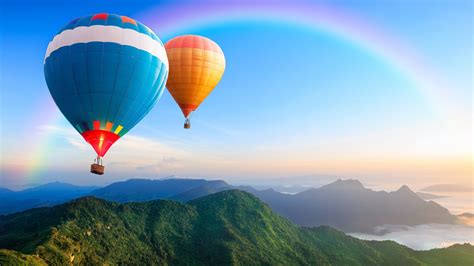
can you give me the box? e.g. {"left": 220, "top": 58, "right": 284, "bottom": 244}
{"left": 165, "top": 35, "right": 226, "bottom": 128}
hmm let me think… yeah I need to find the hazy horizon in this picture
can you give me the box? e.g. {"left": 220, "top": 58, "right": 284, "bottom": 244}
{"left": 2, "top": 175, "right": 472, "bottom": 215}
{"left": 2, "top": 173, "right": 473, "bottom": 191}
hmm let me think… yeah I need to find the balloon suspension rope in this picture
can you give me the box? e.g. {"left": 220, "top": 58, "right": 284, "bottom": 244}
{"left": 95, "top": 156, "right": 103, "bottom": 166}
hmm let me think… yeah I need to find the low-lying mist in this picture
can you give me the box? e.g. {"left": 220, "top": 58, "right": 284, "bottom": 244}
{"left": 350, "top": 223, "right": 474, "bottom": 250}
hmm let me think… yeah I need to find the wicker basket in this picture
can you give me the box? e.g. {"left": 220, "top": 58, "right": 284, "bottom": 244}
{"left": 184, "top": 119, "right": 191, "bottom": 129}
{"left": 90, "top": 164, "right": 105, "bottom": 175}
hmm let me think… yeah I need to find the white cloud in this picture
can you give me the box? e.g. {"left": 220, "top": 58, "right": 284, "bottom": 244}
{"left": 33, "top": 124, "right": 190, "bottom": 173}
{"left": 350, "top": 224, "right": 474, "bottom": 250}
{"left": 37, "top": 124, "right": 76, "bottom": 136}
{"left": 37, "top": 124, "right": 88, "bottom": 149}
{"left": 135, "top": 157, "right": 181, "bottom": 171}
{"left": 65, "top": 137, "right": 89, "bottom": 149}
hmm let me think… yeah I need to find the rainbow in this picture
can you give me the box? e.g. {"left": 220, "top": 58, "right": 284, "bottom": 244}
{"left": 8, "top": 94, "right": 62, "bottom": 184}
{"left": 138, "top": 2, "right": 458, "bottom": 119}
{"left": 19, "top": 2, "right": 459, "bottom": 183}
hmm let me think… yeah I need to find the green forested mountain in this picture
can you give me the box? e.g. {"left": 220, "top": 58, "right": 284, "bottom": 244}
{"left": 0, "top": 190, "right": 472, "bottom": 265}
{"left": 1, "top": 178, "right": 457, "bottom": 234}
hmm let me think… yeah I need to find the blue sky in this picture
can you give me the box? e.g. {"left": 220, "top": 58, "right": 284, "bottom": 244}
{"left": 0, "top": 0, "right": 472, "bottom": 189}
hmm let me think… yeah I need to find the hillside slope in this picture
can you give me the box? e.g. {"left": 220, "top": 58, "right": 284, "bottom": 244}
{"left": 0, "top": 190, "right": 472, "bottom": 265}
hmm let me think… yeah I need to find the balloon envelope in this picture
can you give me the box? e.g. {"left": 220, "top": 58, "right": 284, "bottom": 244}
{"left": 165, "top": 35, "right": 225, "bottom": 119}
{"left": 44, "top": 13, "right": 168, "bottom": 157}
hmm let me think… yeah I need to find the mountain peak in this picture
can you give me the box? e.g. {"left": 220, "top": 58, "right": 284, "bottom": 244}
{"left": 396, "top": 185, "right": 416, "bottom": 195}
{"left": 392, "top": 185, "right": 420, "bottom": 199}
{"left": 68, "top": 195, "right": 108, "bottom": 205}
{"left": 336, "top": 178, "right": 363, "bottom": 186}
{"left": 191, "top": 189, "right": 260, "bottom": 206}
{"left": 322, "top": 178, "right": 365, "bottom": 190}
{"left": 397, "top": 185, "right": 411, "bottom": 192}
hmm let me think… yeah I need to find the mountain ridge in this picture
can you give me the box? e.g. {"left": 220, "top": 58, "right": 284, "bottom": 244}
{"left": 0, "top": 178, "right": 457, "bottom": 233}
{"left": 244, "top": 179, "right": 455, "bottom": 232}
{"left": 90, "top": 178, "right": 225, "bottom": 202}
{"left": 0, "top": 182, "right": 98, "bottom": 215}
{"left": 0, "top": 190, "right": 472, "bottom": 265}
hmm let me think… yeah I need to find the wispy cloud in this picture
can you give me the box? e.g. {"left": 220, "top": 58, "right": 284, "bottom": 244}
{"left": 135, "top": 157, "right": 181, "bottom": 171}
{"left": 37, "top": 124, "right": 75, "bottom": 136}
{"left": 37, "top": 124, "right": 88, "bottom": 149}
{"left": 34, "top": 124, "right": 190, "bottom": 173}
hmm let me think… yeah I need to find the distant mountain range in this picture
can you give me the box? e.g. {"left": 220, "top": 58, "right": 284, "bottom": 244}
{"left": 0, "top": 178, "right": 457, "bottom": 233}
{"left": 90, "top": 178, "right": 229, "bottom": 202}
{"left": 0, "top": 182, "right": 98, "bottom": 215}
{"left": 0, "top": 191, "right": 472, "bottom": 265}
{"left": 244, "top": 179, "right": 456, "bottom": 233}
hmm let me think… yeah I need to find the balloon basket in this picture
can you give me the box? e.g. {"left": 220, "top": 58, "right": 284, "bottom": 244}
{"left": 184, "top": 119, "right": 191, "bottom": 129}
{"left": 91, "top": 164, "right": 104, "bottom": 175}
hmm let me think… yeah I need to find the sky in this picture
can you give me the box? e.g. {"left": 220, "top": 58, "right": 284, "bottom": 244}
{"left": 0, "top": 0, "right": 472, "bottom": 190}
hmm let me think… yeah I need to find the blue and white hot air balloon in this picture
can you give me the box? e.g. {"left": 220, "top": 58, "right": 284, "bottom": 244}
{"left": 44, "top": 13, "right": 169, "bottom": 174}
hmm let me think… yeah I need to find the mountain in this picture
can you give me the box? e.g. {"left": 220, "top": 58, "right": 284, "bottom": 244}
{"left": 244, "top": 179, "right": 456, "bottom": 233}
{"left": 1, "top": 178, "right": 457, "bottom": 233}
{"left": 0, "top": 182, "right": 98, "bottom": 215}
{"left": 0, "top": 190, "right": 472, "bottom": 265}
{"left": 0, "top": 188, "right": 14, "bottom": 197}
{"left": 171, "top": 179, "right": 230, "bottom": 201}
{"left": 90, "top": 178, "right": 228, "bottom": 202}
{"left": 420, "top": 184, "right": 473, "bottom": 193}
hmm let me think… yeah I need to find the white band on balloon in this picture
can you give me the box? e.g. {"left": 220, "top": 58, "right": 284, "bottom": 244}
{"left": 44, "top": 25, "right": 169, "bottom": 69}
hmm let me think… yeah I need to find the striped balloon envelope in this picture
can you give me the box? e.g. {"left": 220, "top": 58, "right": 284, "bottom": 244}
{"left": 165, "top": 35, "right": 225, "bottom": 129}
{"left": 44, "top": 13, "right": 168, "bottom": 174}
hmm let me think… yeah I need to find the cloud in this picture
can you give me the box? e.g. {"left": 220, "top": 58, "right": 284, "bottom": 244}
{"left": 107, "top": 135, "right": 188, "bottom": 168}
{"left": 37, "top": 124, "right": 88, "bottom": 149}
{"left": 350, "top": 224, "right": 474, "bottom": 250}
{"left": 38, "top": 124, "right": 76, "bottom": 136}
{"left": 33, "top": 124, "right": 190, "bottom": 173}
{"left": 135, "top": 157, "right": 181, "bottom": 171}
{"left": 65, "top": 137, "right": 89, "bottom": 149}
